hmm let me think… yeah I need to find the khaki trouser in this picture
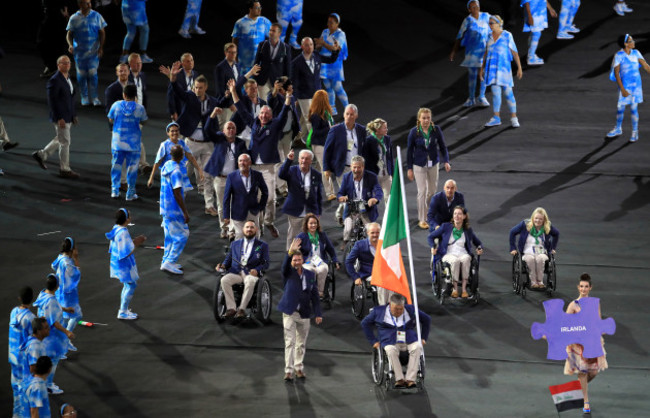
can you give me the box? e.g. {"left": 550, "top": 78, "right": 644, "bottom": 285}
{"left": 39, "top": 122, "right": 72, "bottom": 171}
{"left": 221, "top": 271, "right": 259, "bottom": 311}
{"left": 384, "top": 342, "right": 422, "bottom": 382}
{"left": 231, "top": 212, "right": 261, "bottom": 240}
{"left": 303, "top": 262, "right": 329, "bottom": 295}
{"left": 186, "top": 139, "right": 216, "bottom": 209}
{"left": 413, "top": 163, "right": 439, "bottom": 223}
{"left": 256, "top": 163, "right": 277, "bottom": 226}
{"left": 523, "top": 253, "right": 548, "bottom": 286}
{"left": 442, "top": 253, "right": 471, "bottom": 283}
{"left": 286, "top": 215, "right": 305, "bottom": 251}
{"left": 297, "top": 99, "right": 312, "bottom": 138}
{"left": 283, "top": 311, "right": 311, "bottom": 374}
{"left": 276, "top": 130, "right": 293, "bottom": 195}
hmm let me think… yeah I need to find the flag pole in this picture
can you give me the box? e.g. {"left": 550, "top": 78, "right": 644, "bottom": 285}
{"left": 395, "top": 146, "right": 423, "bottom": 353}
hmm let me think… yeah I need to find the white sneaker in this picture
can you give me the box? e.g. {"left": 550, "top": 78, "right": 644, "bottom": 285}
{"left": 622, "top": 2, "right": 633, "bottom": 12}
{"left": 117, "top": 310, "right": 138, "bottom": 320}
{"left": 462, "top": 98, "right": 475, "bottom": 108}
{"left": 568, "top": 25, "right": 580, "bottom": 33}
{"left": 613, "top": 2, "right": 625, "bottom": 16}
{"left": 606, "top": 127, "right": 622, "bottom": 138}
{"left": 556, "top": 32, "right": 574, "bottom": 40}
{"left": 140, "top": 54, "right": 154, "bottom": 64}
{"left": 47, "top": 383, "right": 64, "bottom": 395}
{"left": 485, "top": 116, "right": 501, "bottom": 127}
{"left": 161, "top": 262, "right": 183, "bottom": 275}
{"left": 511, "top": 117, "right": 520, "bottom": 128}
{"left": 68, "top": 343, "right": 78, "bottom": 352}
{"left": 178, "top": 29, "right": 191, "bottom": 39}
{"left": 190, "top": 26, "right": 206, "bottom": 35}
{"left": 476, "top": 96, "right": 490, "bottom": 107}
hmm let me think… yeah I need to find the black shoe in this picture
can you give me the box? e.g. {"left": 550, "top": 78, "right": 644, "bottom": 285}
{"left": 59, "top": 170, "right": 80, "bottom": 179}
{"left": 2, "top": 142, "right": 18, "bottom": 152}
{"left": 32, "top": 152, "right": 47, "bottom": 170}
{"left": 139, "top": 165, "right": 153, "bottom": 175}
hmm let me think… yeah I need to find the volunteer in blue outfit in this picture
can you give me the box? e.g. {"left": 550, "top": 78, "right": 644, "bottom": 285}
{"left": 450, "top": 0, "right": 492, "bottom": 108}
{"left": 606, "top": 34, "right": 650, "bottom": 143}
{"left": 217, "top": 220, "right": 270, "bottom": 319}
{"left": 315, "top": 13, "right": 348, "bottom": 115}
{"left": 428, "top": 206, "right": 483, "bottom": 299}
{"left": 509, "top": 207, "right": 559, "bottom": 288}
{"left": 25, "top": 356, "right": 53, "bottom": 418}
{"left": 277, "top": 0, "right": 303, "bottom": 48}
{"left": 119, "top": 0, "right": 153, "bottom": 63}
{"left": 521, "top": 0, "right": 556, "bottom": 66}
{"left": 9, "top": 286, "right": 35, "bottom": 417}
{"left": 557, "top": 0, "right": 581, "bottom": 39}
{"left": 427, "top": 179, "right": 465, "bottom": 232}
{"left": 159, "top": 145, "right": 191, "bottom": 275}
{"left": 33, "top": 274, "right": 75, "bottom": 395}
{"left": 105, "top": 208, "right": 147, "bottom": 320}
{"left": 51, "top": 237, "right": 82, "bottom": 339}
{"left": 108, "top": 84, "right": 148, "bottom": 200}
{"left": 361, "top": 294, "right": 431, "bottom": 388}
{"left": 278, "top": 252, "right": 322, "bottom": 381}
{"left": 178, "top": 0, "right": 206, "bottom": 39}
{"left": 231, "top": 1, "right": 272, "bottom": 74}
{"left": 480, "top": 15, "right": 523, "bottom": 128}
{"left": 66, "top": 0, "right": 107, "bottom": 106}
{"left": 406, "top": 107, "right": 451, "bottom": 230}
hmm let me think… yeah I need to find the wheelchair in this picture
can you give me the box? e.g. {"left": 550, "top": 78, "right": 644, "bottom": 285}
{"left": 371, "top": 345, "right": 425, "bottom": 391}
{"left": 351, "top": 276, "right": 379, "bottom": 319}
{"left": 512, "top": 251, "right": 557, "bottom": 298}
{"left": 213, "top": 270, "right": 272, "bottom": 324}
{"left": 320, "top": 259, "right": 337, "bottom": 310}
{"left": 343, "top": 199, "right": 368, "bottom": 260}
{"left": 430, "top": 253, "right": 480, "bottom": 305}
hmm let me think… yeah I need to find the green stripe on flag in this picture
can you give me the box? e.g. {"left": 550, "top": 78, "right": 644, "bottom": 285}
{"left": 382, "top": 161, "right": 407, "bottom": 249}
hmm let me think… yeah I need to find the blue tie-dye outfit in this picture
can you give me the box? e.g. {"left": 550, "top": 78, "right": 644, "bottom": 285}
{"left": 319, "top": 28, "right": 349, "bottom": 114}
{"left": 33, "top": 290, "right": 68, "bottom": 387}
{"left": 51, "top": 254, "right": 82, "bottom": 332}
{"left": 521, "top": 0, "right": 548, "bottom": 62}
{"left": 121, "top": 0, "right": 150, "bottom": 52}
{"left": 25, "top": 376, "right": 51, "bottom": 418}
{"left": 160, "top": 160, "right": 190, "bottom": 265}
{"left": 9, "top": 307, "right": 35, "bottom": 418}
{"left": 558, "top": 0, "right": 580, "bottom": 35}
{"left": 231, "top": 15, "right": 272, "bottom": 74}
{"left": 484, "top": 30, "right": 518, "bottom": 114}
{"left": 609, "top": 49, "right": 645, "bottom": 134}
{"left": 108, "top": 100, "right": 148, "bottom": 198}
{"left": 180, "top": 0, "right": 203, "bottom": 33}
{"left": 66, "top": 10, "right": 107, "bottom": 101}
{"left": 154, "top": 139, "right": 194, "bottom": 192}
{"left": 276, "top": 0, "right": 303, "bottom": 45}
{"left": 456, "top": 12, "right": 491, "bottom": 101}
{"left": 106, "top": 225, "right": 139, "bottom": 312}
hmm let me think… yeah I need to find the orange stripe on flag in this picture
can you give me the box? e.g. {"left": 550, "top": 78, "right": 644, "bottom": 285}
{"left": 371, "top": 239, "right": 412, "bottom": 304}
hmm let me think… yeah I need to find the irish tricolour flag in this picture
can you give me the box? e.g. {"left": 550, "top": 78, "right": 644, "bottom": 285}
{"left": 370, "top": 163, "right": 412, "bottom": 303}
{"left": 549, "top": 380, "right": 584, "bottom": 413}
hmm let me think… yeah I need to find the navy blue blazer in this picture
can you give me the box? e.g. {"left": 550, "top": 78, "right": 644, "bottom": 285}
{"left": 128, "top": 71, "right": 148, "bottom": 109}
{"left": 337, "top": 170, "right": 383, "bottom": 221}
{"left": 222, "top": 237, "right": 270, "bottom": 275}
{"left": 279, "top": 160, "right": 323, "bottom": 217}
{"left": 277, "top": 255, "right": 322, "bottom": 319}
{"left": 361, "top": 134, "right": 394, "bottom": 177}
{"left": 104, "top": 80, "right": 125, "bottom": 115}
{"left": 361, "top": 305, "right": 431, "bottom": 347}
{"left": 291, "top": 50, "right": 339, "bottom": 100}
{"left": 202, "top": 117, "right": 247, "bottom": 177}
{"left": 427, "top": 223, "right": 482, "bottom": 257}
{"left": 230, "top": 76, "right": 268, "bottom": 135}
{"left": 267, "top": 92, "right": 300, "bottom": 137}
{"left": 213, "top": 59, "right": 240, "bottom": 101}
{"left": 253, "top": 40, "right": 292, "bottom": 85}
{"left": 167, "top": 69, "right": 199, "bottom": 116}
{"left": 47, "top": 71, "right": 76, "bottom": 123}
{"left": 323, "top": 123, "right": 366, "bottom": 176}
{"left": 345, "top": 238, "right": 376, "bottom": 279}
{"left": 509, "top": 220, "right": 560, "bottom": 254}
{"left": 406, "top": 125, "right": 449, "bottom": 169}
{"left": 235, "top": 100, "right": 289, "bottom": 164}
{"left": 223, "top": 169, "right": 269, "bottom": 221}
{"left": 427, "top": 191, "right": 465, "bottom": 232}
{"left": 295, "top": 231, "right": 338, "bottom": 264}
{"left": 171, "top": 81, "right": 224, "bottom": 139}
{"left": 308, "top": 113, "right": 331, "bottom": 147}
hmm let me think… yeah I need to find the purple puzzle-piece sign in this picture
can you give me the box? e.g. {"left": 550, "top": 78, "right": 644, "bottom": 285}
{"left": 531, "top": 297, "right": 616, "bottom": 361}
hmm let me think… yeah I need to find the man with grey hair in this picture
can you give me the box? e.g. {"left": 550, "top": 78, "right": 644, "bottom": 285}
{"left": 223, "top": 153, "right": 268, "bottom": 239}
{"left": 323, "top": 103, "right": 366, "bottom": 222}
{"left": 337, "top": 155, "right": 382, "bottom": 243}
{"left": 361, "top": 293, "right": 431, "bottom": 388}
{"left": 279, "top": 148, "right": 323, "bottom": 249}
{"left": 426, "top": 179, "right": 465, "bottom": 232}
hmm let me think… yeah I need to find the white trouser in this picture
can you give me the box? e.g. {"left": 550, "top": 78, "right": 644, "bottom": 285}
{"left": 231, "top": 211, "right": 261, "bottom": 240}
{"left": 186, "top": 140, "right": 215, "bottom": 209}
{"left": 384, "top": 342, "right": 422, "bottom": 382}
{"left": 442, "top": 253, "right": 471, "bottom": 283}
{"left": 297, "top": 99, "right": 312, "bottom": 138}
{"left": 376, "top": 287, "right": 395, "bottom": 306}
{"left": 333, "top": 166, "right": 352, "bottom": 218}
{"left": 221, "top": 271, "right": 259, "bottom": 311}
{"left": 413, "top": 163, "right": 439, "bottom": 223}
{"left": 377, "top": 174, "right": 392, "bottom": 207}
{"left": 312, "top": 144, "right": 325, "bottom": 175}
{"left": 276, "top": 130, "right": 294, "bottom": 194}
{"left": 303, "top": 262, "right": 329, "bottom": 295}
{"left": 256, "top": 163, "right": 277, "bottom": 226}
{"left": 258, "top": 81, "right": 272, "bottom": 105}
{"left": 213, "top": 175, "right": 229, "bottom": 231}
{"left": 286, "top": 215, "right": 305, "bottom": 251}
{"left": 283, "top": 311, "right": 310, "bottom": 374}
{"left": 39, "top": 122, "right": 71, "bottom": 171}
{"left": 0, "top": 116, "right": 10, "bottom": 143}
{"left": 523, "top": 253, "right": 548, "bottom": 285}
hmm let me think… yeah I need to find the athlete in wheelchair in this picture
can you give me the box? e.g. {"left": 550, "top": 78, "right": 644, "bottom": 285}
{"left": 213, "top": 220, "right": 272, "bottom": 323}
{"left": 509, "top": 207, "right": 559, "bottom": 297}
{"left": 289, "top": 213, "right": 340, "bottom": 309}
{"left": 362, "top": 294, "right": 430, "bottom": 390}
{"left": 428, "top": 206, "right": 483, "bottom": 304}
{"left": 346, "top": 222, "right": 386, "bottom": 319}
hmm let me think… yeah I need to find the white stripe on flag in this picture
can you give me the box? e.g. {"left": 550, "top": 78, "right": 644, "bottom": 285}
{"left": 551, "top": 389, "right": 583, "bottom": 405}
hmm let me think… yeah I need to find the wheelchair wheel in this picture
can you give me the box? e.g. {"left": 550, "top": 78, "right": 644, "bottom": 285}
{"left": 253, "top": 277, "right": 272, "bottom": 324}
{"left": 326, "top": 261, "right": 336, "bottom": 301}
{"left": 417, "top": 354, "right": 426, "bottom": 390}
{"left": 372, "top": 346, "right": 385, "bottom": 386}
{"left": 213, "top": 276, "right": 227, "bottom": 322}
{"left": 546, "top": 256, "right": 557, "bottom": 297}
{"left": 435, "top": 262, "right": 445, "bottom": 305}
{"left": 351, "top": 283, "right": 367, "bottom": 319}
{"left": 512, "top": 254, "right": 521, "bottom": 294}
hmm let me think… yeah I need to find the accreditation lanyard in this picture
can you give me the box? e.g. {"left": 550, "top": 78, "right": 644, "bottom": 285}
{"left": 391, "top": 313, "right": 407, "bottom": 343}
{"left": 300, "top": 171, "right": 310, "bottom": 199}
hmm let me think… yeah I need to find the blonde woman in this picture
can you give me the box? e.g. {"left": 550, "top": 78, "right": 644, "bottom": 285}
{"left": 406, "top": 108, "right": 451, "bottom": 229}
{"left": 509, "top": 207, "right": 559, "bottom": 288}
{"left": 362, "top": 118, "right": 393, "bottom": 201}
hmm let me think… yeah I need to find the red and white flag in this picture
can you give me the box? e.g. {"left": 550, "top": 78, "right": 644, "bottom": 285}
{"left": 549, "top": 380, "right": 584, "bottom": 413}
